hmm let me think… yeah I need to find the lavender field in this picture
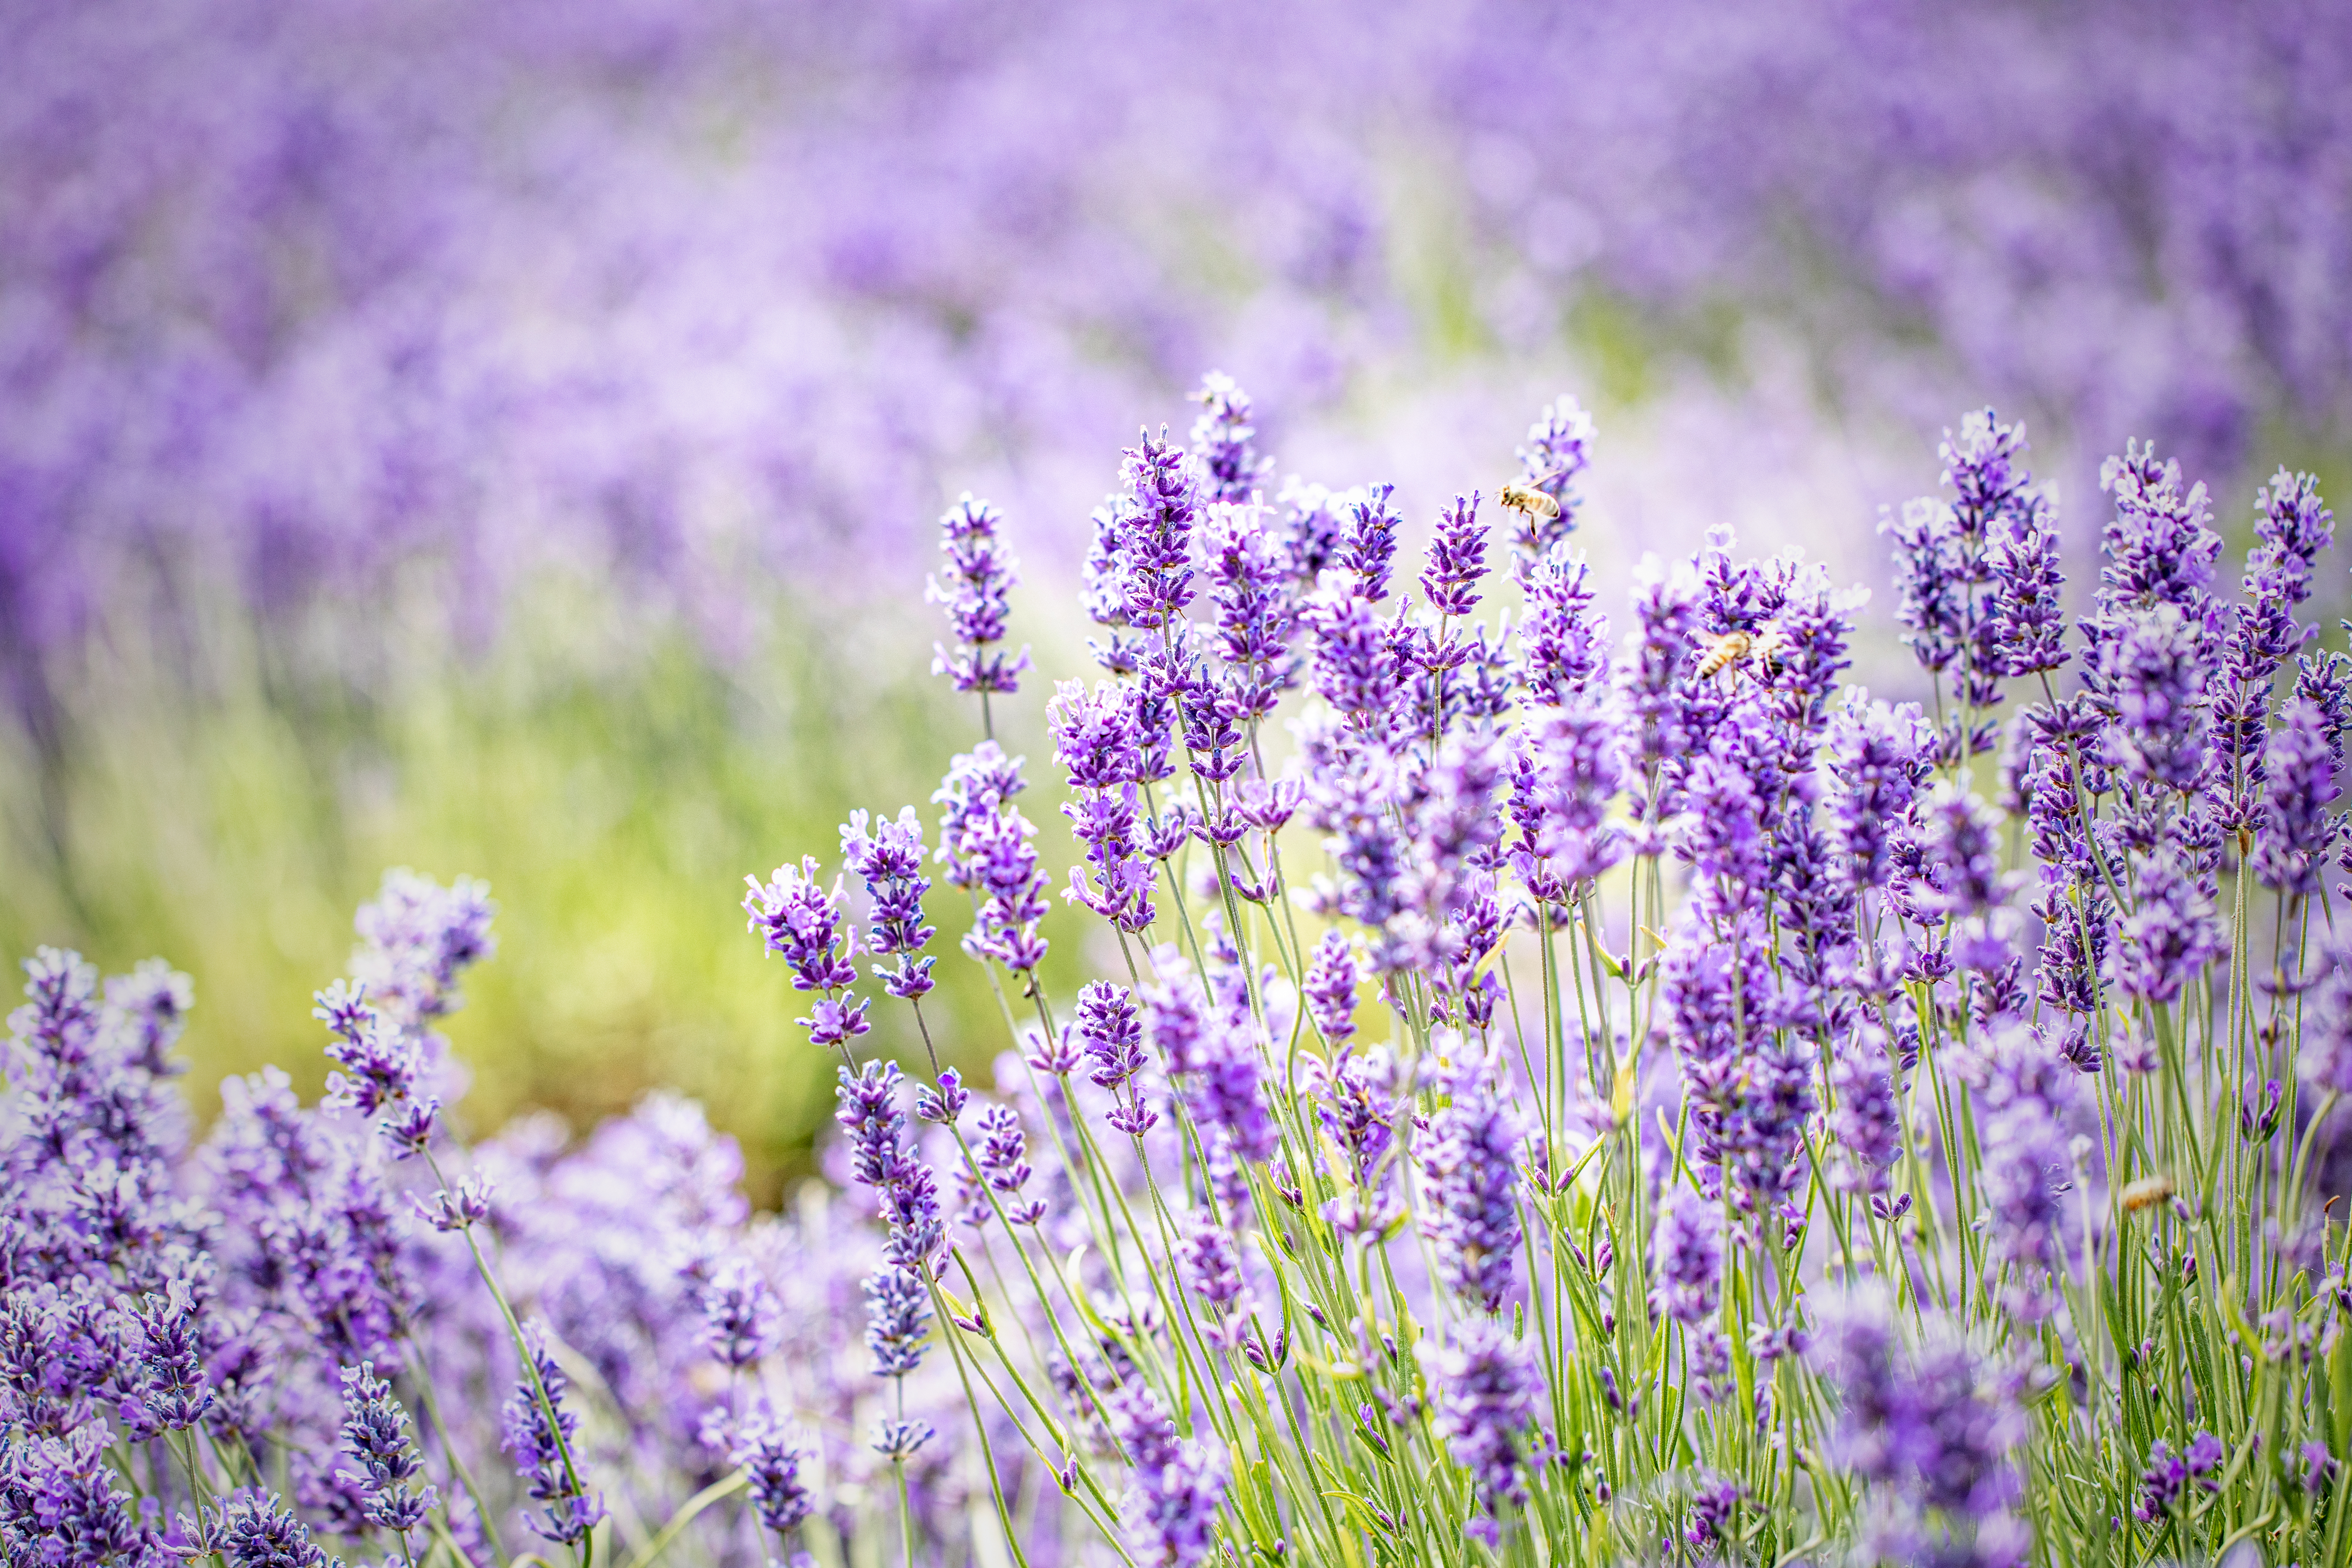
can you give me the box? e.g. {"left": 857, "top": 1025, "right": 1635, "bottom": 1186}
{"left": 4, "top": 2, "right": 2352, "bottom": 1565}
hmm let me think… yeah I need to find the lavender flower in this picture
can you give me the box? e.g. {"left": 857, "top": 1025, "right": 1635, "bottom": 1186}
{"left": 337, "top": 1361, "right": 435, "bottom": 1535}
{"left": 1828, "top": 1022, "right": 1902, "bottom": 1198}
{"left": 128, "top": 1280, "right": 213, "bottom": 1437}
{"left": 1336, "top": 485, "right": 1402, "bottom": 603}
{"left": 2252, "top": 696, "right": 2342, "bottom": 897}
{"left": 1190, "top": 373, "right": 1271, "bottom": 504}
{"left": 699, "top": 1257, "right": 781, "bottom": 1371}
{"left": 1509, "top": 395, "right": 1592, "bottom": 565}
{"left": 862, "top": 1265, "right": 931, "bottom": 1378}
{"left": 744, "top": 857, "right": 869, "bottom": 1050}
{"left": 1302, "top": 930, "right": 1360, "bottom": 1047}
{"left": 730, "top": 1405, "right": 814, "bottom": 1538}
{"left": 1418, "top": 1039, "right": 1522, "bottom": 1312}
{"left": 841, "top": 808, "right": 937, "bottom": 1001}
{"left": 1424, "top": 1317, "right": 1540, "bottom": 1547}
{"left": 1177, "top": 1216, "right": 1248, "bottom": 1333}
{"left": 834, "top": 1060, "right": 944, "bottom": 1274}
{"left": 500, "top": 1329, "right": 603, "bottom": 1545}
{"left": 2112, "top": 852, "right": 2227, "bottom": 1006}
{"left": 205, "top": 1490, "right": 335, "bottom": 1568}
{"left": 1649, "top": 1187, "right": 1721, "bottom": 1327}
{"left": 1808, "top": 1287, "right": 2022, "bottom": 1518}
{"left": 1106, "top": 1381, "right": 1226, "bottom": 1568}
{"left": 2, "top": 1429, "right": 156, "bottom": 1565}
{"left": 1201, "top": 500, "right": 1299, "bottom": 720}
{"left": 1520, "top": 548, "right": 1608, "bottom": 709}
{"left": 1118, "top": 429, "right": 1200, "bottom": 630}
{"left": 973, "top": 1104, "right": 1045, "bottom": 1225}
{"left": 927, "top": 492, "right": 1030, "bottom": 698}
{"left": 932, "top": 741, "right": 1028, "bottom": 890}
{"left": 1420, "top": 493, "right": 1489, "bottom": 618}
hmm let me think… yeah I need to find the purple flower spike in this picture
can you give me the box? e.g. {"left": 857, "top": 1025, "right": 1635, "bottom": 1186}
{"left": 1510, "top": 394, "right": 1593, "bottom": 565}
{"left": 842, "top": 807, "right": 937, "bottom": 999}
{"left": 730, "top": 1405, "right": 814, "bottom": 1538}
{"left": 862, "top": 1264, "right": 932, "bottom": 1378}
{"left": 1421, "top": 492, "right": 1489, "bottom": 618}
{"left": 700, "top": 1257, "right": 781, "bottom": 1371}
{"left": 500, "top": 1327, "right": 604, "bottom": 1546}
{"left": 743, "top": 856, "right": 858, "bottom": 994}
{"left": 927, "top": 492, "right": 1030, "bottom": 697}
{"left": 339, "top": 1361, "right": 436, "bottom": 1535}
{"left": 1191, "top": 373, "right": 1272, "bottom": 504}
{"left": 1302, "top": 930, "right": 1360, "bottom": 1046}
{"left": 1418, "top": 1039, "right": 1522, "bottom": 1313}
{"left": 974, "top": 1103, "right": 1045, "bottom": 1225}
{"left": 1108, "top": 1381, "right": 1227, "bottom": 1568}
{"left": 1425, "top": 1317, "right": 1540, "bottom": 1547}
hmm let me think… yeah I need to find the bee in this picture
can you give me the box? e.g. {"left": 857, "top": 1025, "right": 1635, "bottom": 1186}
{"left": 1694, "top": 630, "right": 1752, "bottom": 680}
{"left": 1694, "top": 621, "right": 1794, "bottom": 683}
{"left": 2120, "top": 1174, "right": 2175, "bottom": 1213}
{"left": 1497, "top": 484, "right": 1562, "bottom": 523}
{"left": 1748, "top": 622, "right": 1792, "bottom": 680}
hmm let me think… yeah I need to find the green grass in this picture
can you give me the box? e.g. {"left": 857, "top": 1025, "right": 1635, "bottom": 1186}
{"left": 0, "top": 569, "right": 1092, "bottom": 1203}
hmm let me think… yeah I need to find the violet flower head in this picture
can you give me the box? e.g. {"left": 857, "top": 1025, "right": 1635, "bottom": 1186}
{"left": 927, "top": 492, "right": 1030, "bottom": 697}
{"left": 1303, "top": 584, "right": 1401, "bottom": 735}
{"left": 2096, "top": 441, "right": 2224, "bottom": 621}
{"left": 2253, "top": 696, "right": 2342, "bottom": 897}
{"left": 2113, "top": 852, "right": 2228, "bottom": 1006}
{"left": 1418, "top": 1039, "right": 1522, "bottom": 1313}
{"left": 206, "top": 1490, "right": 336, "bottom": 1568}
{"left": 312, "top": 980, "right": 410, "bottom": 1118}
{"left": 1511, "top": 394, "right": 1593, "bottom": 563}
{"left": 1106, "top": 1380, "right": 1227, "bottom": 1568}
{"left": 1520, "top": 547, "right": 1609, "bottom": 709}
{"left": 1420, "top": 492, "right": 1489, "bottom": 618}
{"left": 862, "top": 1264, "right": 931, "bottom": 1378}
{"left": 1423, "top": 1316, "right": 1540, "bottom": 1548}
{"left": 743, "top": 856, "right": 858, "bottom": 994}
{"left": 1190, "top": 372, "right": 1272, "bottom": 504}
{"left": 1177, "top": 1215, "right": 1248, "bottom": 1328}
{"left": 1076, "top": 981, "right": 1145, "bottom": 1090}
{"left": 730, "top": 1405, "right": 814, "bottom": 1538}
{"left": 834, "top": 1059, "right": 945, "bottom": 1274}
{"left": 338, "top": 1361, "right": 434, "bottom": 1535}
{"left": 351, "top": 869, "right": 496, "bottom": 1029}
{"left": 932, "top": 741, "right": 1027, "bottom": 889}
{"left": 501, "top": 1329, "right": 603, "bottom": 1546}
{"left": 1650, "top": 1187, "right": 1722, "bottom": 1327}
{"left": 4, "top": 1430, "right": 156, "bottom": 1565}
{"left": 1827, "top": 1022, "right": 1902, "bottom": 1198}
{"left": 1119, "top": 427, "right": 1199, "bottom": 630}
{"left": 105, "top": 958, "right": 192, "bottom": 1078}
{"left": 1336, "top": 485, "right": 1401, "bottom": 603}
{"left": 700, "top": 1257, "right": 781, "bottom": 1371}
{"left": 2103, "top": 603, "right": 2211, "bottom": 795}
{"left": 131, "top": 1280, "right": 214, "bottom": 1436}
{"left": 1807, "top": 1287, "right": 2022, "bottom": 1519}
{"left": 973, "top": 1103, "right": 1045, "bottom": 1225}
{"left": 841, "top": 807, "right": 937, "bottom": 1000}
{"left": 1302, "top": 930, "right": 1360, "bottom": 1046}
{"left": 1201, "top": 500, "right": 1300, "bottom": 721}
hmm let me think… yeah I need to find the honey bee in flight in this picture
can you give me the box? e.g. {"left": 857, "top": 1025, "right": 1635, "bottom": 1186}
{"left": 1497, "top": 484, "right": 1562, "bottom": 523}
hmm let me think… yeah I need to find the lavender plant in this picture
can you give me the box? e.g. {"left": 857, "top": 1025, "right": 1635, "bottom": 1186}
{"left": 8, "top": 375, "right": 2352, "bottom": 1568}
{"left": 734, "top": 378, "right": 2351, "bottom": 1567}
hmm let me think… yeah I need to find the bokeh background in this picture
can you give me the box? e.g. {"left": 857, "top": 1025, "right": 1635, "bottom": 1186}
{"left": 6, "top": 0, "right": 2349, "bottom": 1201}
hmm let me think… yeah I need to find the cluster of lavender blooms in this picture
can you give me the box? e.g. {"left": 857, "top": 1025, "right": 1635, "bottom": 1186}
{"left": 731, "top": 370, "right": 2352, "bottom": 1568}
{"left": 1, "top": 870, "right": 1011, "bottom": 1568}
{"left": 13, "top": 368, "right": 2352, "bottom": 1568}
{"left": 8, "top": 0, "right": 2345, "bottom": 729}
